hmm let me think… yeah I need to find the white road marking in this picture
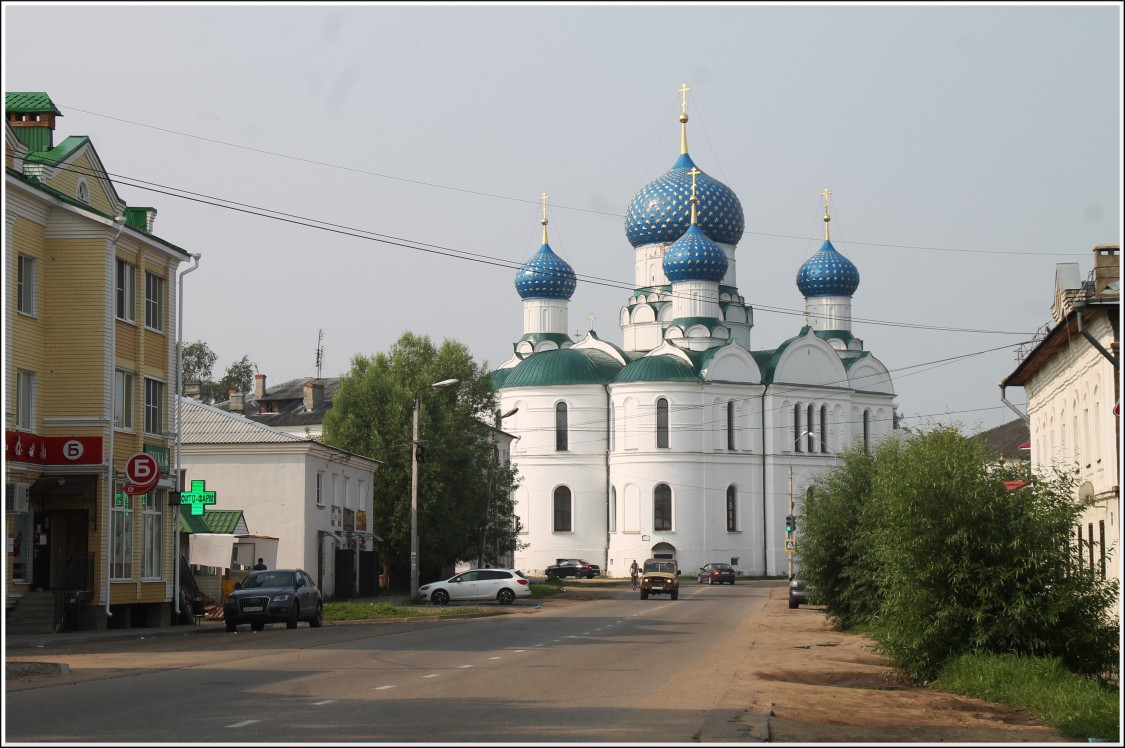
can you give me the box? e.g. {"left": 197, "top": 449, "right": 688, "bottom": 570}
{"left": 226, "top": 720, "right": 260, "bottom": 729}
{"left": 313, "top": 700, "right": 335, "bottom": 706}
{"left": 375, "top": 685, "right": 395, "bottom": 690}
{"left": 459, "top": 665, "right": 473, "bottom": 669}
{"left": 423, "top": 674, "right": 439, "bottom": 678}
{"left": 489, "top": 656, "right": 501, "bottom": 660}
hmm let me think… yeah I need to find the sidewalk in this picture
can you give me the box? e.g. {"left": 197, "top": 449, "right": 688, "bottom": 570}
{"left": 5, "top": 618, "right": 228, "bottom": 651}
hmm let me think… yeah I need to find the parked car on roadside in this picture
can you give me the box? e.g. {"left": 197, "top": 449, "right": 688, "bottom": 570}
{"left": 698, "top": 563, "right": 737, "bottom": 585}
{"left": 788, "top": 578, "right": 810, "bottom": 609}
{"left": 224, "top": 568, "right": 323, "bottom": 632}
{"left": 545, "top": 559, "right": 601, "bottom": 579}
{"left": 419, "top": 568, "right": 531, "bottom": 605}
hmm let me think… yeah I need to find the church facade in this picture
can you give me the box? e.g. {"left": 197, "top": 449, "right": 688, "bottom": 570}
{"left": 493, "top": 87, "right": 898, "bottom": 579}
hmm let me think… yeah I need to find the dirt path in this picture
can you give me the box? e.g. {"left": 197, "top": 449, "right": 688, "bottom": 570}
{"left": 554, "top": 582, "right": 1072, "bottom": 742}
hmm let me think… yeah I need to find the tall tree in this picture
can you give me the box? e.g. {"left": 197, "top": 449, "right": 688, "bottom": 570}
{"left": 176, "top": 341, "right": 256, "bottom": 404}
{"left": 321, "top": 332, "right": 519, "bottom": 589}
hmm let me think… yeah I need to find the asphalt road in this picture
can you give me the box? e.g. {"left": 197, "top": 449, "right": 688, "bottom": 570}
{"left": 4, "top": 582, "right": 776, "bottom": 743}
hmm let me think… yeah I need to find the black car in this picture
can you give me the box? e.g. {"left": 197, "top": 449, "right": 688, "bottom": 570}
{"left": 224, "top": 568, "right": 324, "bottom": 631}
{"left": 788, "top": 578, "right": 810, "bottom": 609}
{"left": 698, "top": 562, "right": 737, "bottom": 585}
{"left": 545, "top": 559, "right": 601, "bottom": 579}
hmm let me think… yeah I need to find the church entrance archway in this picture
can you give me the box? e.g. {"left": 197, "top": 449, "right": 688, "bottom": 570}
{"left": 650, "top": 542, "right": 676, "bottom": 559}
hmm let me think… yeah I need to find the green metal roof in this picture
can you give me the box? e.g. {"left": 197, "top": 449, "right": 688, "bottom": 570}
{"left": 500, "top": 348, "right": 624, "bottom": 388}
{"left": 814, "top": 329, "right": 856, "bottom": 346}
{"left": 22, "top": 135, "right": 90, "bottom": 166}
{"left": 490, "top": 367, "right": 513, "bottom": 390}
{"left": 517, "top": 332, "right": 573, "bottom": 347}
{"left": 5, "top": 92, "right": 62, "bottom": 115}
{"left": 668, "top": 316, "right": 726, "bottom": 332}
{"left": 842, "top": 351, "right": 872, "bottom": 370}
{"left": 614, "top": 352, "right": 701, "bottom": 383}
{"left": 178, "top": 507, "right": 245, "bottom": 534}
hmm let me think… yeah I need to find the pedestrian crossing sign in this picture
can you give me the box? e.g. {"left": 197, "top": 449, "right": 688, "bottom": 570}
{"left": 785, "top": 539, "right": 795, "bottom": 552}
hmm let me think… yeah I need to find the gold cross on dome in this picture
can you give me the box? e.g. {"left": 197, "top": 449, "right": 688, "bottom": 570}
{"left": 539, "top": 192, "right": 550, "bottom": 223}
{"left": 678, "top": 82, "right": 691, "bottom": 115}
{"left": 821, "top": 187, "right": 832, "bottom": 210}
{"left": 587, "top": 312, "right": 596, "bottom": 330}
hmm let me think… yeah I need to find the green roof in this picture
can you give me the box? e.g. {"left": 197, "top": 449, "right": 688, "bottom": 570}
{"left": 500, "top": 348, "right": 624, "bottom": 388}
{"left": 23, "top": 135, "right": 90, "bottom": 166}
{"left": 490, "top": 367, "right": 513, "bottom": 390}
{"left": 814, "top": 329, "right": 856, "bottom": 346}
{"left": 614, "top": 352, "right": 700, "bottom": 383}
{"left": 5, "top": 92, "right": 61, "bottom": 115}
{"left": 179, "top": 507, "right": 245, "bottom": 534}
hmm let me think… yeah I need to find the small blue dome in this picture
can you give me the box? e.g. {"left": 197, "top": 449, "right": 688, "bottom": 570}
{"left": 625, "top": 153, "right": 744, "bottom": 247}
{"left": 663, "top": 224, "right": 728, "bottom": 283}
{"left": 515, "top": 243, "right": 577, "bottom": 300}
{"left": 796, "top": 240, "right": 860, "bottom": 297}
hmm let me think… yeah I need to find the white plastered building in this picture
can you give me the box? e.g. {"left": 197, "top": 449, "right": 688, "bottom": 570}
{"left": 493, "top": 97, "right": 898, "bottom": 578}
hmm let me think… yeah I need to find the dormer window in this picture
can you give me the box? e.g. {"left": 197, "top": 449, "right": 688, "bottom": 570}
{"left": 76, "top": 179, "right": 89, "bottom": 204}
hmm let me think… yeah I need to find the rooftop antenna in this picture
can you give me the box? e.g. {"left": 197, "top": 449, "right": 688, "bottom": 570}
{"left": 315, "top": 329, "right": 324, "bottom": 379}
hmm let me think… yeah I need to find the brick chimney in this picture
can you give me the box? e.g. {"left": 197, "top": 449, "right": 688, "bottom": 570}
{"left": 303, "top": 381, "right": 324, "bottom": 411}
{"left": 254, "top": 373, "right": 267, "bottom": 398}
{"left": 229, "top": 389, "right": 245, "bottom": 413}
{"left": 1093, "top": 245, "right": 1120, "bottom": 298}
{"left": 184, "top": 380, "right": 202, "bottom": 400}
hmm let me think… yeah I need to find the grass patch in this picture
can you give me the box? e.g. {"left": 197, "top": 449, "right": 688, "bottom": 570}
{"left": 323, "top": 601, "right": 485, "bottom": 620}
{"left": 932, "top": 653, "right": 1119, "bottom": 741}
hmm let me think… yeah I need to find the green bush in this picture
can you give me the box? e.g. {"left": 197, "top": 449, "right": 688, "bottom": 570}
{"left": 799, "top": 425, "right": 1119, "bottom": 683}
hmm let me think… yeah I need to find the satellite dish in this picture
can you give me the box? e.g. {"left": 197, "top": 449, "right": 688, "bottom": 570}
{"left": 1078, "top": 481, "right": 1096, "bottom": 506}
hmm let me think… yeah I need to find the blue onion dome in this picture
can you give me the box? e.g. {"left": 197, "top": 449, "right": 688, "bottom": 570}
{"left": 796, "top": 240, "right": 860, "bottom": 297}
{"left": 663, "top": 223, "right": 728, "bottom": 283}
{"left": 625, "top": 153, "right": 744, "bottom": 247}
{"left": 515, "top": 243, "right": 577, "bottom": 300}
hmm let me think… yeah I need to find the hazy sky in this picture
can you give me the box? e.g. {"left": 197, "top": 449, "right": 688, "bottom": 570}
{"left": 4, "top": 2, "right": 1121, "bottom": 434}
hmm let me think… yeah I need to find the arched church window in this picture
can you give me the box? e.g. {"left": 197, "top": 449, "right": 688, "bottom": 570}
{"left": 793, "top": 404, "right": 802, "bottom": 452}
{"left": 555, "top": 402, "right": 568, "bottom": 451}
{"left": 726, "top": 485, "right": 737, "bottom": 532}
{"left": 654, "top": 484, "right": 672, "bottom": 531}
{"left": 727, "top": 401, "right": 735, "bottom": 450}
{"left": 553, "top": 486, "right": 572, "bottom": 532}
{"left": 656, "top": 398, "right": 669, "bottom": 449}
{"left": 820, "top": 405, "right": 829, "bottom": 453}
{"left": 807, "top": 404, "right": 815, "bottom": 452}
{"left": 863, "top": 410, "right": 871, "bottom": 453}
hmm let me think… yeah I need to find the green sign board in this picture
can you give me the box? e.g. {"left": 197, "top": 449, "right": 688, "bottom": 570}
{"left": 176, "top": 479, "right": 217, "bottom": 516}
{"left": 143, "top": 444, "right": 170, "bottom": 476}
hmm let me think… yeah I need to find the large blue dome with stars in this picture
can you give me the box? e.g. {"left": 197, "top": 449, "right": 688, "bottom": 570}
{"left": 625, "top": 153, "right": 744, "bottom": 248}
{"left": 663, "top": 224, "right": 728, "bottom": 283}
{"left": 796, "top": 240, "right": 860, "bottom": 297}
{"left": 515, "top": 243, "right": 577, "bottom": 300}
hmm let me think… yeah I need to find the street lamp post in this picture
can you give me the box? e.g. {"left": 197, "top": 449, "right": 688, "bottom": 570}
{"left": 410, "top": 378, "right": 460, "bottom": 600}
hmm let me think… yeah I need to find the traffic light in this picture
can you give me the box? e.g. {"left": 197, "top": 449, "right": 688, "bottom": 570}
{"left": 785, "top": 514, "right": 795, "bottom": 534}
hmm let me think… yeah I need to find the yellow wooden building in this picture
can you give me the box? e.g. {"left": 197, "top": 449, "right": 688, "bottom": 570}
{"left": 6, "top": 92, "right": 196, "bottom": 631}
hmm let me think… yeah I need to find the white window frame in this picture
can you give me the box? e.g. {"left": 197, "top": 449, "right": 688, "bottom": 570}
{"left": 17, "top": 254, "right": 37, "bottom": 316}
{"left": 16, "top": 371, "right": 35, "bottom": 430}
{"left": 116, "top": 258, "right": 136, "bottom": 322}
{"left": 144, "top": 377, "right": 164, "bottom": 436}
{"left": 144, "top": 271, "right": 164, "bottom": 332}
{"left": 316, "top": 471, "right": 325, "bottom": 506}
{"left": 142, "top": 490, "right": 163, "bottom": 579}
{"left": 114, "top": 369, "right": 134, "bottom": 429}
{"left": 76, "top": 178, "right": 89, "bottom": 203}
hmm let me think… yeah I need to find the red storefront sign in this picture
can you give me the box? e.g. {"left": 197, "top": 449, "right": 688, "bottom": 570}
{"left": 4, "top": 431, "right": 103, "bottom": 466}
